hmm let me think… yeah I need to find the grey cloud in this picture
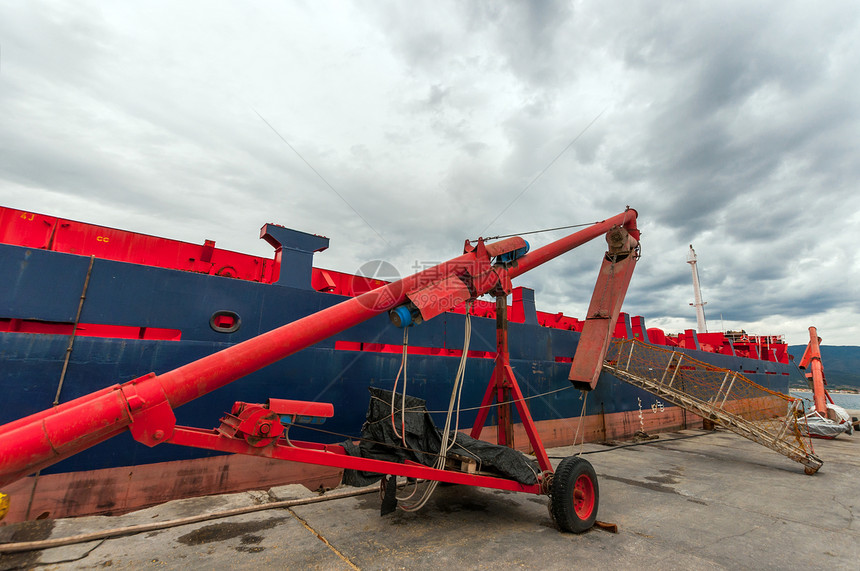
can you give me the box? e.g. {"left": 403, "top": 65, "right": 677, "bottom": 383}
{"left": 1, "top": 1, "right": 859, "bottom": 344}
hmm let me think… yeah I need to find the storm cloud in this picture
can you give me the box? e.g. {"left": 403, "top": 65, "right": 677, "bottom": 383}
{"left": 1, "top": 0, "right": 858, "bottom": 345}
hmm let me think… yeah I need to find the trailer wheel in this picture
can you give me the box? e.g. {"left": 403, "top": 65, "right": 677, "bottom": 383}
{"left": 551, "top": 456, "right": 598, "bottom": 533}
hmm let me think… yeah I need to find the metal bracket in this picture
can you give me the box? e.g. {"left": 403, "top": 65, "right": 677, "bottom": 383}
{"left": 124, "top": 373, "right": 177, "bottom": 447}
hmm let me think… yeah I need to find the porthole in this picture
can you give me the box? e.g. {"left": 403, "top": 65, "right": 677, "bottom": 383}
{"left": 210, "top": 310, "right": 241, "bottom": 333}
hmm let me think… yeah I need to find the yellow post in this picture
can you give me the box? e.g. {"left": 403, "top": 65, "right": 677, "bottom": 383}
{"left": 0, "top": 492, "right": 9, "bottom": 521}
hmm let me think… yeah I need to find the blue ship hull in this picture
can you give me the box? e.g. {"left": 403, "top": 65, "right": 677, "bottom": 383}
{"left": 0, "top": 217, "right": 804, "bottom": 520}
{"left": 1, "top": 241, "right": 801, "bottom": 468}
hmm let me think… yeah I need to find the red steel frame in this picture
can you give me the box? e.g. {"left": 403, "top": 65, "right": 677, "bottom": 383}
{"left": 470, "top": 295, "right": 552, "bottom": 473}
{"left": 170, "top": 429, "right": 542, "bottom": 494}
{"left": 159, "top": 289, "right": 557, "bottom": 497}
{"left": 798, "top": 326, "right": 831, "bottom": 412}
{"left": 0, "top": 209, "right": 639, "bottom": 495}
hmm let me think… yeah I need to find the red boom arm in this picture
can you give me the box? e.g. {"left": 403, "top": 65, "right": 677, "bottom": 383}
{"left": 798, "top": 326, "right": 829, "bottom": 414}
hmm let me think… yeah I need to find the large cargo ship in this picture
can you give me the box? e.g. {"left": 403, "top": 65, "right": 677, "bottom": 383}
{"left": 0, "top": 205, "right": 804, "bottom": 523}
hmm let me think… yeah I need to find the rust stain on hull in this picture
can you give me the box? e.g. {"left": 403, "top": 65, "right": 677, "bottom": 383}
{"left": 2, "top": 454, "right": 342, "bottom": 524}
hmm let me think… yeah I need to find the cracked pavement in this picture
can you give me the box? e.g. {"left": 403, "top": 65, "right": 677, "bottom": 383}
{"left": 2, "top": 426, "right": 858, "bottom": 570}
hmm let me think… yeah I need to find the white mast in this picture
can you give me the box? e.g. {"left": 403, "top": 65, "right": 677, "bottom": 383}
{"left": 687, "top": 244, "right": 707, "bottom": 333}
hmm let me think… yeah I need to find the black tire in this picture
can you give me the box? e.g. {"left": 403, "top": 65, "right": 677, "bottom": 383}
{"left": 551, "top": 456, "right": 599, "bottom": 533}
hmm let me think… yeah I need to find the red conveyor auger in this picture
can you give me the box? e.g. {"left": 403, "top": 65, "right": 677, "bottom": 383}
{"left": 795, "top": 327, "right": 856, "bottom": 439}
{"left": 798, "top": 327, "right": 832, "bottom": 417}
{"left": 0, "top": 208, "right": 640, "bottom": 533}
{"left": 798, "top": 326, "right": 832, "bottom": 416}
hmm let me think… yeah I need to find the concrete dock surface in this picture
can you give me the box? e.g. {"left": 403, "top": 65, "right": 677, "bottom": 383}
{"left": 1, "top": 426, "right": 858, "bottom": 570}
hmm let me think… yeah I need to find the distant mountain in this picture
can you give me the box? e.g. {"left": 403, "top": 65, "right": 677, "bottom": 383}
{"left": 788, "top": 345, "right": 860, "bottom": 390}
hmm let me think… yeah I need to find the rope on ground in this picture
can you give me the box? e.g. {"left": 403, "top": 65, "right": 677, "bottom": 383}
{"left": 0, "top": 486, "right": 385, "bottom": 555}
{"left": 547, "top": 429, "right": 718, "bottom": 458}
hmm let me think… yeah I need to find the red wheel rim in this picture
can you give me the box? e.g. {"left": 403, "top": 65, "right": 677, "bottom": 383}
{"left": 573, "top": 473, "right": 595, "bottom": 519}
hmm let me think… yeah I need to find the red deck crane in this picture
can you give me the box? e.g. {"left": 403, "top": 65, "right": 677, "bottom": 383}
{"left": 0, "top": 209, "right": 640, "bottom": 533}
{"left": 798, "top": 326, "right": 829, "bottom": 416}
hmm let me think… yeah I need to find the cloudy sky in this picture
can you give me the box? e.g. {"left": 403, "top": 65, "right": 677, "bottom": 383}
{"left": 1, "top": 1, "right": 858, "bottom": 346}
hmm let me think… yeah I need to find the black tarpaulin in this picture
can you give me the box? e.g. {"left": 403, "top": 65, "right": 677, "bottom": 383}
{"left": 341, "top": 387, "right": 539, "bottom": 487}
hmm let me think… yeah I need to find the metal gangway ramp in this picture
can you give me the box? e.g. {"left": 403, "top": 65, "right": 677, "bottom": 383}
{"left": 603, "top": 338, "right": 823, "bottom": 474}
